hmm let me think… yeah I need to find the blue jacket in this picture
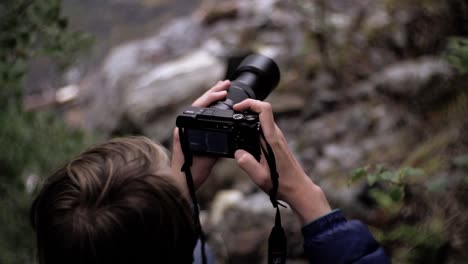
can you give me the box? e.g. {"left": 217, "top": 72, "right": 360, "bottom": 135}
{"left": 302, "top": 210, "right": 391, "bottom": 264}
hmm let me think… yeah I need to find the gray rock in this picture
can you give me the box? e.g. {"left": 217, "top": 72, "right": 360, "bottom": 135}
{"left": 319, "top": 180, "right": 373, "bottom": 220}
{"left": 207, "top": 191, "right": 302, "bottom": 263}
{"left": 124, "top": 49, "right": 226, "bottom": 141}
{"left": 197, "top": 158, "right": 252, "bottom": 206}
{"left": 324, "top": 143, "right": 364, "bottom": 169}
{"left": 303, "top": 88, "right": 342, "bottom": 119}
{"left": 77, "top": 17, "right": 206, "bottom": 135}
{"left": 265, "top": 93, "right": 305, "bottom": 113}
{"left": 372, "top": 57, "right": 456, "bottom": 108}
{"left": 202, "top": 0, "right": 305, "bottom": 62}
{"left": 76, "top": 0, "right": 306, "bottom": 138}
{"left": 209, "top": 190, "right": 245, "bottom": 226}
{"left": 300, "top": 103, "right": 373, "bottom": 149}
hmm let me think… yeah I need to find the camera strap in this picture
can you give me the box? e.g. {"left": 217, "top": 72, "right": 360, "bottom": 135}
{"left": 178, "top": 128, "right": 208, "bottom": 264}
{"left": 178, "top": 127, "right": 287, "bottom": 264}
{"left": 259, "top": 129, "right": 287, "bottom": 264}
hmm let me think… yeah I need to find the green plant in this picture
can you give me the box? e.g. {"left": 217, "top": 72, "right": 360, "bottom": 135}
{"left": 348, "top": 165, "right": 453, "bottom": 263}
{"left": 446, "top": 37, "right": 468, "bottom": 73}
{"left": 350, "top": 165, "right": 424, "bottom": 215}
{"left": 0, "top": 1, "right": 94, "bottom": 263}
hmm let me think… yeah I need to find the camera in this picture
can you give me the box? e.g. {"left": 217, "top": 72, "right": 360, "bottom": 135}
{"left": 176, "top": 54, "right": 280, "bottom": 160}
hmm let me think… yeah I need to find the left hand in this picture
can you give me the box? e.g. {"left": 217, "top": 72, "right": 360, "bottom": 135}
{"left": 171, "top": 80, "right": 230, "bottom": 199}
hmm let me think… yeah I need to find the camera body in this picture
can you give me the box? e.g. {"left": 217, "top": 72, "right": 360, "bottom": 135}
{"left": 176, "top": 54, "right": 279, "bottom": 160}
{"left": 176, "top": 106, "right": 261, "bottom": 160}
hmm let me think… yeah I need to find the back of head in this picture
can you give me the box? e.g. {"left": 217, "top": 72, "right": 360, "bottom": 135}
{"left": 31, "top": 137, "right": 196, "bottom": 264}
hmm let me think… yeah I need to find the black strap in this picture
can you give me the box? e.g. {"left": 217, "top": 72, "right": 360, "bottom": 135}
{"left": 260, "top": 129, "right": 287, "bottom": 264}
{"left": 178, "top": 128, "right": 207, "bottom": 264}
{"left": 178, "top": 126, "right": 287, "bottom": 264}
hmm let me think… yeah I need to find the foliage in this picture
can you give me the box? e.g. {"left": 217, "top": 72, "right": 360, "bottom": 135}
{"left": 349, "top": 156, "right": 468, "bottom": 263}
{"left": 350, "top": 165, "right": 424, "bottom": 216}
{"left": 446, "top": 37, "right": 468, "bottom": 73}
{"left": 0, "top": 1, "right": 94, "bottom": 263}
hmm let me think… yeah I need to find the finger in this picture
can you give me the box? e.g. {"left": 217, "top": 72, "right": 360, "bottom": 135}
{"left": 170, "top": 128, "right": 191, "bottom": 199}
{"left": 172, "top": 128, "right": 218, "bottom": 190}
{"left": 171, "top": 128, "right": 184, "bottom": 170}
{"left": 192, "top": 90, "right": 227, "bottom": 107}
{"left": 209, "top": 80, "right": 230, "bottom": 92}
{"left": 233, "top": 99, "right": 276, "bottom": 136}
{"left": 235, "top": 149, "right": 271, "bottom": 191}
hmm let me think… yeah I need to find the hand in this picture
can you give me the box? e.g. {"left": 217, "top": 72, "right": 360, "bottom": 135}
{"left": 233, "top": 99, "right": 331, "bottom": 224}
{"left": 171, "top": 80, "right": 231, "bottom": 199}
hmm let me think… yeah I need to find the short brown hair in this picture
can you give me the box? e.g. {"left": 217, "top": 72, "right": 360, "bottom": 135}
{"left": 31, "top": 136, "right": 196, "bottom": 264}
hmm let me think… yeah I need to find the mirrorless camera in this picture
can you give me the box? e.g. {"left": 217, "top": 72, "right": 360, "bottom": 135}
{"left": 176, "top": 54, "right": 280, "bottom": 160}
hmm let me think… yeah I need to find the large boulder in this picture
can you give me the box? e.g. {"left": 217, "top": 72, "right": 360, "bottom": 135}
{"left": 75, "top": 0, "right": 306, "bottom": 141}
{"left": 124, "top": 49, "right": 226, "bottom": 141}
{"left": 372, "top": 57, "right": 457, "bottom": 110}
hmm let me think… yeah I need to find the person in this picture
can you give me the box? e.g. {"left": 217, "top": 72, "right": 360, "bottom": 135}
{"left": 31, "top": 80, "right": 391, "bottom": 264}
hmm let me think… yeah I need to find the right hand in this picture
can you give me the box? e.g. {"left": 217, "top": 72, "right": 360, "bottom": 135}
{"left": 233, "top": 99, "right": 331, "bottom": 224}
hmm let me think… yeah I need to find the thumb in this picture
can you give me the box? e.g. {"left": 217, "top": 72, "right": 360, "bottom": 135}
{"left": 235, "top": 149, "right": 270, "bottom": 191}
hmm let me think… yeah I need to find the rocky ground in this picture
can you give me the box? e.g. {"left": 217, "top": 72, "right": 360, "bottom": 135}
{"left": 47, "top": 0, "right": 468, "bottom": 263}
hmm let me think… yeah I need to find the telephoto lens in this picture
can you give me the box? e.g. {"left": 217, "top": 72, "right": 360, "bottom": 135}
{"left": 210, "top": 54, "right": 280, "bottom": 110}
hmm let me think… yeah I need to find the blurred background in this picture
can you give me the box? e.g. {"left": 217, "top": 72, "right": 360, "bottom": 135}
{"left": 1, "top": 0, "right": 468, "bottom": 263}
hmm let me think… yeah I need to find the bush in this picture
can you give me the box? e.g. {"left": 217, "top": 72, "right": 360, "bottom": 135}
{"left": 0, "top": 1, "right": 94, "bottom": 263}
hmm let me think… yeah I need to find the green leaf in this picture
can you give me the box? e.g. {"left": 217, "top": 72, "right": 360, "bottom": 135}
{"left": 350, "top": 167, "right": 367, "bottom": 183}
{"left": 446, "top": 37, "right": 468, "bottom": 73}
{"left": 369, "top": 189, "right": 393, "bottom": 208}
{"left": 404, "top": 167, "right": 425, "bottom": 177}
{"left": 380, "top": 171, "right": 396, "bottom": 182}
{"left": 376, "top": 164, "right": 386, "bottom": 173}
{"left": 367, "top": 173, "right": 379, "bottom": 186}
{"left": 389, "top": 186, "right": 404, "bottom": 202}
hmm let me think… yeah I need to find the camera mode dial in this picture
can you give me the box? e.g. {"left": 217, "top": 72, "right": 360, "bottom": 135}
{"left": 233, "top": 114, "right": 244, "bottom": 120}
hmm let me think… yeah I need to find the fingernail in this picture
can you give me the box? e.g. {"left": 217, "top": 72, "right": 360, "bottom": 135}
{"left": 234, "top": 149, "right": 244, "bottom": 159}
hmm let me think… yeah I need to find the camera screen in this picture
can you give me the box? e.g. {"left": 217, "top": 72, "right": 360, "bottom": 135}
{"left": 186, "top": 129, "right": 229, "bottom": 155}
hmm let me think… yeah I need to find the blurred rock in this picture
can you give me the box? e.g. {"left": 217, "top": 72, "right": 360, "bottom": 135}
{"left": 199, "top": 0, "right": 305, "bottom": 62}
{"left": 148, "top": 18, "right": 205, "bottom": 58}
{"left": 319, "top": 180, "right": 372, "bottom": 220}
{"left": 266, "top": 93, "right": 305, "bottom": 114}
{"left": 197, "top": 159, "right": 252, "bottom": 206}
{"left": 300, "top": 103, "right": 373, "bottom": 149}
{"left": 56, "top": 84, "right": 80, "bottom": 104}
{"left": 124, "top": 49, "right": 226, "bottom": 141}
{"left": 372, "top": 57, "right": 456, "bottom": 109}
{"left": 302, "top": 88, "right": 341, "bottom": 119}
{"left": 323, "top": 143, "right": 364, "bottom": 169}
{"left": 209, "top": 190, "right": 244, "bottom": 226}
{"left": 76, "top": 0, "right": 306, "bottom": 139}
{"left": 207, "top": 191, "right": 301, "bottom": 263}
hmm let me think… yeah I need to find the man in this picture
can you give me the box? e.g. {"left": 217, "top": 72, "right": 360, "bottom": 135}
{"left": 31, "top": 80, "right": 390, "bottom": 263}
